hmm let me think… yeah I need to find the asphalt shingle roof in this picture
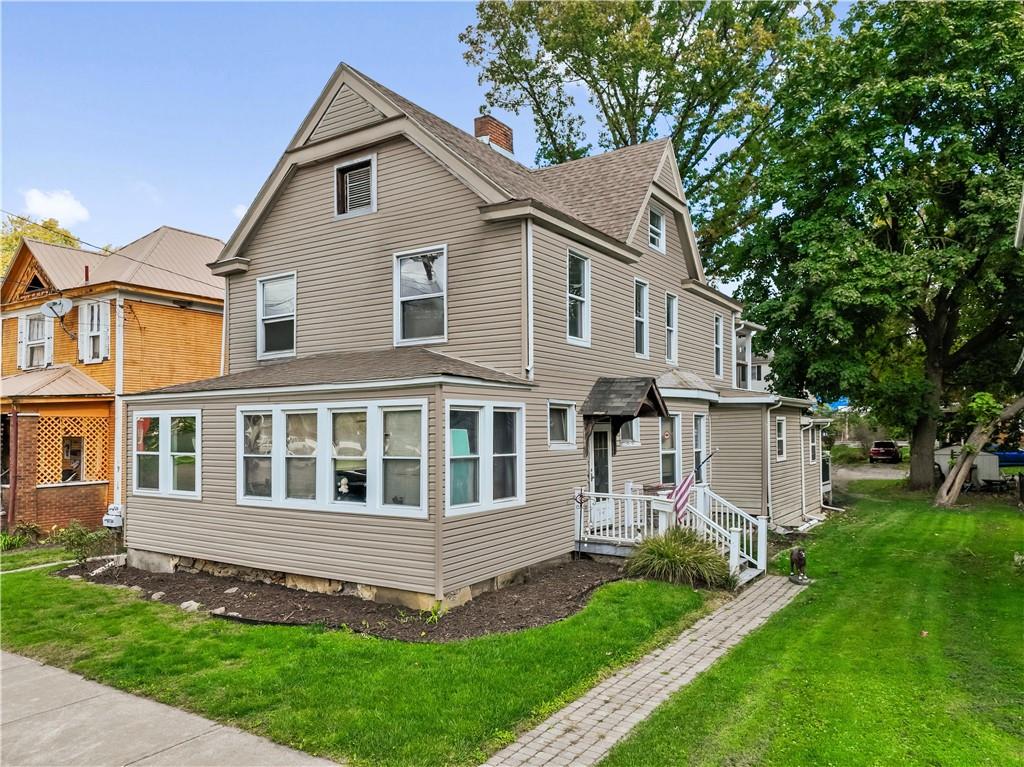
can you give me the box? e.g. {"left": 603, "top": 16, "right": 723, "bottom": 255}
{"left": 582, "top": 377, "right": 669, "bottom": 419}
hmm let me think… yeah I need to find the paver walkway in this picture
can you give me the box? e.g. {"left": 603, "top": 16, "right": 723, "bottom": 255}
{"left": 0, "top": 651, "right": 338, "bottom": 767}
{"left": 484, "top": 575, "right": 803, "bottom": 767}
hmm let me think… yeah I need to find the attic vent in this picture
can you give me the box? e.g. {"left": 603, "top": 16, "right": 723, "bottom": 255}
{"left": 26, "top": 274, "right": 46, "bottom": 292}
{"left": 336, "top": 158, "right": 375, "bottom": 217}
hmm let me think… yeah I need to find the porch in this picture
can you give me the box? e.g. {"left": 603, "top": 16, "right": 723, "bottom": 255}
{"left": 574, "top": 484, "right": 768, "bottom": 585}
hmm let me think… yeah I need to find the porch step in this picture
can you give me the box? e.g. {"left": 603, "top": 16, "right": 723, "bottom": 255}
{"left": 736, "top": 567, "right": 765, "bottom": 588}
{"left": 575, "top": 540, "right": 634, "bottom": 558}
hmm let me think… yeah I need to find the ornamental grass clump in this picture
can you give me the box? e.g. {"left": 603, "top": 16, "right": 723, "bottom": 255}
{"left": 626, "top": 528, "right": 731, "bottom": 588}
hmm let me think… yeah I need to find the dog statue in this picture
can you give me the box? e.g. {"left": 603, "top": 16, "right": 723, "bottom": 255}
{"left": 789, "top": 547, "right": 811, "bottom": 585}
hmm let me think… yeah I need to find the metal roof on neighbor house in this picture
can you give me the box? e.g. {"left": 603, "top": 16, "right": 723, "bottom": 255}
{"left": 19, "top": 226, "right": 224, "bottom": 301}
{"left": 1, "top": 365, "right": 112, "bottom": 398}
{"left": 139, "top": 347, "right": 529, "bottom": 395}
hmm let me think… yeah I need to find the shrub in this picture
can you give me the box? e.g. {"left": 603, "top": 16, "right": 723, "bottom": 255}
{"left": 626, "top": 528, "right": 732, "bottom": 588}
{"left": 12, "top": 522, "right": 42, "bottom": 543}
{"left": 1, "top": 532, "right": 29, "bottom": 552}
{"left": 49, "top": 521, "right": 112, "bottom": 566}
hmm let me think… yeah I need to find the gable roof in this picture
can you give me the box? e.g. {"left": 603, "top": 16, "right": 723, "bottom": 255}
{"left": 581, "top": 376, "right": 669, "bottom": 419}
{"left": 1, "top": 364, "right": 112, "bottom": 398}
{"left": 5, "top": 227, "right": 224, "bottom": 303}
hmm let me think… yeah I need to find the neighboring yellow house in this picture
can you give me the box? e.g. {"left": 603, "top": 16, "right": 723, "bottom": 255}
{"left": 1, "top": 226, "right": 224, "bottom": 531}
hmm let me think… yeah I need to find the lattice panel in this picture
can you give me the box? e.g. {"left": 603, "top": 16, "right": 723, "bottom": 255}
{"left": 36, "top": 416, "right": 109, "bottom": 484}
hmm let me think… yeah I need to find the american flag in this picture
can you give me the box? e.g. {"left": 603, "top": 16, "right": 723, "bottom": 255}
{"left": 669, "top": 471, "right": 696, "bottom": 524}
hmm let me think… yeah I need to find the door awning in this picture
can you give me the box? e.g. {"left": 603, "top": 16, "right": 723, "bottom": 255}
{"left": 581, "top": 377, "right": 669, "bottom": 456}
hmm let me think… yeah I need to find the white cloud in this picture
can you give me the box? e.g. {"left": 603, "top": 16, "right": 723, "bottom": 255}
{"left": 23, "top": 189, "right": 91, "bottom": 227}
{"left": 231, "top": 204, "right": 248, "bottom": 220}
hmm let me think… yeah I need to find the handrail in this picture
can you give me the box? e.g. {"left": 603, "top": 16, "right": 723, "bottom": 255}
{"left": 692, "top": 485, "right": 766, "bottom": 572}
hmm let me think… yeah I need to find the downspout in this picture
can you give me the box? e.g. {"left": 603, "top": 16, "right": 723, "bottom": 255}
{"left": 765, "top": 399, "right": 782, "bottom": 524}
{"left": 525, "top": 220, "right": 535, "bottom": 381}
{"left": 730, "top": 313, "right": 738, "bottom": 389}
{"left": 432, "top": 383, "right": 444, "bottom": 601}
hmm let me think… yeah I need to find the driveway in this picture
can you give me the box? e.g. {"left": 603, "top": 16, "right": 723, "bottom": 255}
{"left": 0, "top": 652, "right": 337, "bottom": 767}
{"left": 833, "top": 462, "right": 908, "bottom": 489}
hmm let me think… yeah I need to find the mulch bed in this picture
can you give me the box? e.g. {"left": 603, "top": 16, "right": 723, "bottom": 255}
{"left": 55, "top": 558, "right": 623, "bottom": 642}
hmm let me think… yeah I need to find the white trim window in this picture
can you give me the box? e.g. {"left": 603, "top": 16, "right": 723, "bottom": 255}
{"left": 567, "top": 250, "right": 591, "bottom": 346}
{"left": 446, "top": 400, "right": 526, "bottom": 515}
{"left": 620, "top": 418, "right": 640, "bottom": 447}
{"left": 132, "top": 411, "right": 201, "bottom": 498}
{"left": 634, "top": 279, "right": 649, "bottom": 357}
{"left": 18, "top": 313, "right": 53, "bottom": 369}
{"left": 79, "top": 301, "right": 110, "bottom": 364}
{"left": 648, "top": 206, "right": 666, "bottom": 253}
{"left": 776, "top": 417, "right": 787, "bottom": 461}
{"left": 237, "top": 399, "right": 427, "bottom": 518}
{"left": 334, "top": 154, "right": 377, "bottom": 219}
{"left": 660, "top": 414, "right": 680, "bottom": 485}
{"left": 548, "top": 400, "right": 576, "bottom": 449}
{"left": 713, "top": 314, "right": 724, "bottom": 378}
{"left": 665, "top": 293, "right": 678, "bottom": 364}
{"left": 394, "top": 245, "right": 447, "bottom": 345}
{"left": 257, "top": 273, "right": 296, "bottom": 359}
{"left": 809, "top": 425, "right": 819, "bottom": 463}
{"left": 693, "top": 413, "right": 708, "bottom": 484}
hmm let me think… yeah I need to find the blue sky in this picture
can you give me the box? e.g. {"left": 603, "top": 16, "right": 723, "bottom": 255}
{"left": 3, "top": 1, "right": 546, "bottom": 248}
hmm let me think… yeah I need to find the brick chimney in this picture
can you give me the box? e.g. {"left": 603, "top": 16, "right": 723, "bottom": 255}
{"left": 474, "top": 115, "right": 514, "bottom": 155}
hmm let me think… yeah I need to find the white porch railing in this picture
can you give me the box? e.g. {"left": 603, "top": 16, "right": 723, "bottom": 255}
{"left": 575, "top": 491, "right": 668, "bottom": 545}
{"left": 691, "top": 485, "right": 767, "bottom": 572}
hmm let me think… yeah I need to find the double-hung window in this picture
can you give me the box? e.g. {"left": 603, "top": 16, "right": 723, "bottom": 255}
{"left": 809, "top": 425, "right": 819, "bottom": 463}
{"left": 80, "top": 302, "right": 108, "bottom": 363}
{"left": 335, "top": 155, "right": 376, "bottom": 218}
{"left": 620, "top": 418, "right": 640, "bottom": 446}
{"left": 20, "top": 313, "right": 50, "bottom": 369}
{"left": 567, "top": 251, "right": 590, "bottom": 345}
{"left": 133, "top": 411, "right": 201, "bottom": 498}
{"left": 713, "top": 314, "right": 724, "bottom": 378}
{"left": 648, "top": 207, "right": 666, "bottom": 253}
{"left": 693, "top": 413, "right": 708, "bottom": 484}
{"left": 447, "top": 401, "right": 525, "bottom": 514}
{"left": 776, "top": 417, "right": 787, "bottom": 461}
{"left": 665, "top": 293, "right": 678, "bottom": 363}
{"left": 394, "top": 246, "right": 447, "bottom": 344}
{"left": 634, "top": 279, "right": 649, "bottom": 357}
{"left": 548, "top": 401, "right": 576, "bottom": 448}
{"left": 660, "top": 415, "right": 679, "bottom": 485}
{"left": 238, "top": 400, "right": 426, "bottom": 517}
{"left": 257, "top": 273, "right": 296, "bottom": 359}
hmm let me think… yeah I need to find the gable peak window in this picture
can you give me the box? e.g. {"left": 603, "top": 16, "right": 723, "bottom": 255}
{"left": 567, "top": 251, "right": 591, "bottom": 345}
{"left": 26, "top": 274, "right": 46, "bottom": 293}
{"left": 648, "top": 207, "right": 666, "bottom": 253}
{"left": 335, "top": 155, "right": 376, "bottom": 218}
{"left": 257, "top": 273, "right": 296, "bottom": 359}
{"left": 634, "top": 279, "right": 649, "bottom": 357}
{"left": 395, "top": 246, "right": 447, "bottom": 344}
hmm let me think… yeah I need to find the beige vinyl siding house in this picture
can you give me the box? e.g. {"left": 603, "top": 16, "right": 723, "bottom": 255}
{"left": 124, "top": 63, "right": 827, "bottom": 606}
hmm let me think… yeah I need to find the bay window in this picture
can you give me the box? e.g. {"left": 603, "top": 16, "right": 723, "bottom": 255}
{"left": 133, "top": 411, "right": 201, "bottom": 498}
{"left": 394, "top": 246, "right": 447, "bottom": 344}
{"left": 446, "top": 401, "right": 525, "bottom": 514}
{"left": 237, "top": 399, "right": 427, "bottom": 517}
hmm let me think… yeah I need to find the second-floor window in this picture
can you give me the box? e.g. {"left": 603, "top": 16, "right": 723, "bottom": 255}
{"left": 19, "top": 313, "right": 52, "bottom": 369}
{"left": 714, "top": 314, "right": 723, "bottom": 378}
{"left": 776, "top": 417, "right": 787, "bottom": 461}
{"left": 80, "top": 301, "right": 109, "bottom": 364}
{"left": 648, "top": 207, "right": 666, "bottom": 253}
{"left": 394, "top": 246, "right": 447, "bottom": 344}
{"left": 634, "top": 279, "right": 649, "bottom": 357}
{"left": 335, "top": 155, "right": 376, "bottom": 218}
{"left": 257, "top": 273, "right": 296, "bottom": 359}
{"left": 567, "top": 251, "right": 590, "bottom": 345}
{"left": 693, "top": 413, "right": 707, "bottom": 483}
{"left": 665, "top": 293, "right": 678, "bottom": 363}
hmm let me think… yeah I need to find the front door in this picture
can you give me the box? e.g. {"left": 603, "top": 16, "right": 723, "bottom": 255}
{"left": 589, "top": 424, "right": 613, "bottom": 526}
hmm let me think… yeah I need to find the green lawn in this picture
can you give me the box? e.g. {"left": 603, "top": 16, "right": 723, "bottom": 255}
{"left": 0, "top": 545, "right": 70, "bottom": 572}
{"left": 0, "top": 568, "right": 704, "bottom": 767}
{"left": 601, "top": 480, "right": 1024, "bottom": 767}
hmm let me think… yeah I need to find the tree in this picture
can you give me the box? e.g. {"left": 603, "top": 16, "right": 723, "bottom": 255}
{"left": 1, "top": 214, "right": 79, "bottom": 274}
{"left": 729, "top": 1, "right": 1024, "bottom": 489}
{"left": 460, "top": 0, "right": 833, "bottom": 267}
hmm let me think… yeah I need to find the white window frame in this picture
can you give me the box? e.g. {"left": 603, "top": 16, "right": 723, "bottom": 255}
{"left": 665, "top": 292, "right": 678, "bottom": 364}
{"left": 566, "top": 250, "right": 591, "bottom": 347}
{"left": 132, "top": 410, "right": 202, "bottom": 499}
{"left": 648, "top": 206, "right": 666, "bottom": 253}
{"left": 256, "top": 272, "right": 297, "bottom": 361}
{"left": 660, "top": 413, "right": 680, "bottom": 485}
{"left": 80, "top": 301, "right": 109, "bottom": 364}
{"left": 776, "top": 417, "right": 787, "bottom": 462}
{"left": 393, "top": 244, "right": 448, "bottom": 346}
{"left": 809, "top": 425, "right": 819, "bottom": 464}
{"left": 634, "top": 278, "right": 649, "bottom": 358}
{"left": 235, "top": 399, "right": 428, "bottom": 519}
{"left": 547, "top": 400, "right": 577, "bottom": 450}
{"left": 333, "top": 153, "right": 377, "bottom": 220}
{"left": 20, "top": 313, "right": 53, "bottom": 369}
{"left": 445, "top": 399, "right": 526, "bottom": 516}
{"left": 693, "top": 413, "right": 708, "bottom": 484}
{"left": 714, "top": 313, "right": 724, "bottom": 378}
{"left": 620, "top": 417, "right": 641, "bottom": 447}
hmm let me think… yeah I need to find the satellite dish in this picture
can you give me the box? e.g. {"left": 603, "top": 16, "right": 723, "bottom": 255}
{"left": 41, "top": 298, "right": 73, "bottom": 318}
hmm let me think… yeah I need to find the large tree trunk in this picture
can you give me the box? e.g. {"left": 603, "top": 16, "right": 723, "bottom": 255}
{"left": 908, "top": 366, "right": 944, "bottom": 490}
{"left": 934, "top": 396, "right": 1024, "bottom": 507}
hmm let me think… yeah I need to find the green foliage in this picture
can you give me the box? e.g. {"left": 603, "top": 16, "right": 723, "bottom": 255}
{"left": 830, "top": 444, "right": 867, "bottom": 464}
{"left": 49, "top": 521, "right": 112, "bottom": 566}
{"left": 423, "top": 601, "right": 447, "bottom": 625}
{"left": 1, "top": 214, "right": 78, "bottom": 275}
{"left": 626, "top": 528, "right": 732, "bottom": 588}
{"left": 1, "top": 532, "right": 29, "bottom": 552}
{"left": 966, "top": 392, "right": 1002, "bottom": 425}
{"left": 13, "top": 522, "right": 42, "bottom": 543}
{"left": 460, "top": 0, "right": 833, "bottom": 262}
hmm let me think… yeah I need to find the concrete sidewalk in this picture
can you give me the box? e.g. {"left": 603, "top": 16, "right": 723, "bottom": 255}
{"left": 0, "top": 651, "right": 338, "bottom": 767}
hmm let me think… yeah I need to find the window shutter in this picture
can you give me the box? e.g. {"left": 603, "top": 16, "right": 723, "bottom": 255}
{"left": 16, "top": 316, "right": 25, "bottom": 369}
{"left": 100, "top": 301, "right": 111, "bottom": 360}
{"left": 43, "top": 316, "right": 54, "bottom": 366}
{"left": 77, "top": 304, "right": 88, "bottom": 361}
{"left": 345, "top": 164, "right": 373, "bottom": 211}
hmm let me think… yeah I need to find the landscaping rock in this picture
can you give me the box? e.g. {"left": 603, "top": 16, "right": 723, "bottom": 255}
{"left": 179, "top": 600, "right": 202, "bottom": 612}
{"left": 210, "top": 607, "right": 226, "bottom": 615}
{"left": 67, "top": 575, "right": 83, "bottom": 581}
{"left": 224, "top": 587, "right": 239, "bottom": 594}
{"left": 227, "top": 612, "right": 242, "bottom": 618}
{"left": 129, "top": 585, "right": 144, "bottom": 593}
{"left": 151, "top": 591, "right": 165, "bottom": 600}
